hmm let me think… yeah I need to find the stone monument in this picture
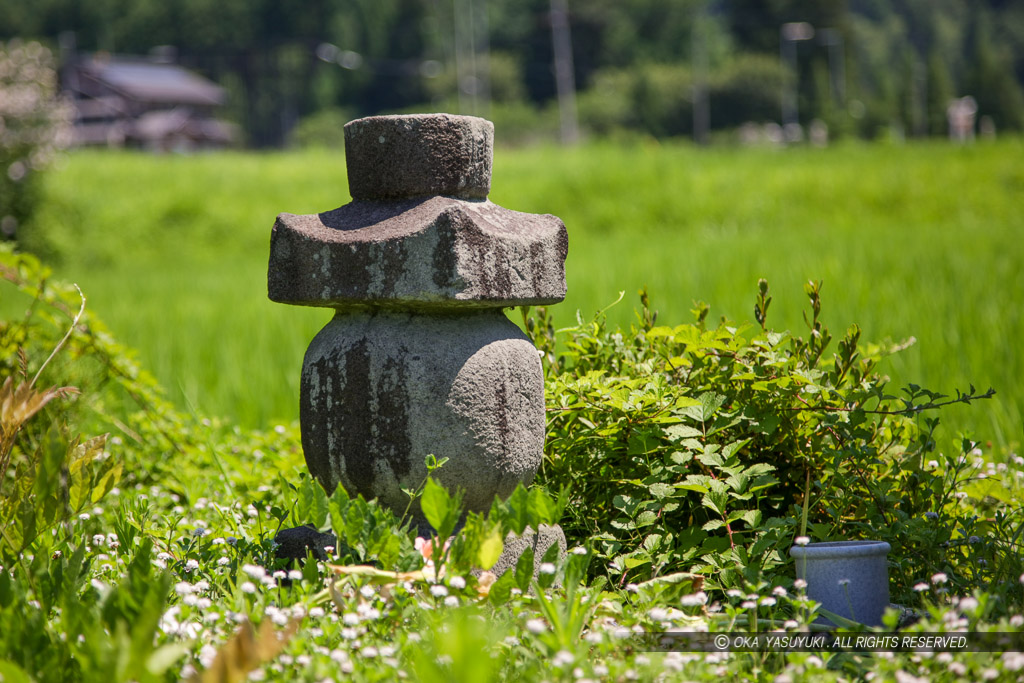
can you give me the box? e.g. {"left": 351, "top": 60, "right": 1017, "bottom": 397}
{"left": 268, "top": 113, "right": 568, "bottom": 565}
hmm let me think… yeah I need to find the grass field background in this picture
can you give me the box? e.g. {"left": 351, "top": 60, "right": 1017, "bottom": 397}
{"left": 10, "top": 139, "right": 1023, "bottom": 448}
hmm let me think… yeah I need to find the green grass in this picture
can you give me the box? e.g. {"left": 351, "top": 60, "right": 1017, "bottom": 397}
{"left": 16, "top": 139, "right": 1024, "bottom": 446}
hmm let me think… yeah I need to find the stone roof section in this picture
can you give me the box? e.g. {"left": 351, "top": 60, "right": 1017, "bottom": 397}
{"left": 268, "top": 196, "right": 567, "bottom": 309}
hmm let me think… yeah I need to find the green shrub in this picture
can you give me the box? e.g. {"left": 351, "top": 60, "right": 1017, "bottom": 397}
{"left": 530, "top": 281, "right": 1003, "bottom": 605}
{"left": 0, "top": 40, "right": 71, "bottom": 247}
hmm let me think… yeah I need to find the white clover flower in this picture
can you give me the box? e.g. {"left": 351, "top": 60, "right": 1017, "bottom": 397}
{"left": 913, "top": 582, "right": 929, "bottom": 592}
{"left": 526, "top": 618, "right": 547, "bottom": 634}
{"left": 648, "top": 608, "right": 669, "bottom": 621}
{"left": 240, "top": 581, "right": 257, "bottom": 594}
{"left": 92, "top": 534, "right": 105, "bottom": 546}
{"left": 79, "top": 513, "right": 90, "bottom": 521}
{"left": 794, "top": 578, "right": 807, "bottom": 590}
{"left": 794, "top": 536, "right": 810, "bottom": 546}
{"left": 271, "top": 611, "right": 289, "bottom": 626}
{"left": 430, "top": 584, "right": 448, "bottom": 598}
{"left": 183, "top": 594, "right": 199, "bottom": 607}
{"left": 760, "top": 597, "right": 777, "bottom": 606}
{"left": 309, "top": 607, "right": 325, "bottom": 619}
{"left": 552, "top": 650, "right": 575, "bottom": 667}
{"left": 242, "top": 564, "right": 266, "bottom": 580}
{"left": 449, "top": 576, "right": 466, "bottom": 590}
{"left": 741, "top": 601, "right": 757, "bottom": 609}
{"left": 197, "top": 598, "right": 212, "bottom": 609}
{"left": 772, "top": 586, "right": 787, "bottom": 597}
{"left": 175, "top": 582, "right": 195, "bottom": 596}
{"left": 681, "top": 591, "right": 707, "bottom": 607}
{"left": 273, "top": 570, "right": 287, "bottom": 580}
{"left": 444, "top": 596, "right": 459, "bottom": 608}
{"left": 217, "top": 556, "right": 230, "bottom": 567}
{"left": 726, "top": 589, "right": 743, "bottom": 598}
{"left": 931, "top": 572, "right": 948, "bottom": 584}
{"left": 185, "top": 559, "right": 199, "bottom": 572}
{"left": 289, "top": 570, "right": 303, "bottom": 581}
{"left": 539, "top": 563, "right": 556, "bottom": 575}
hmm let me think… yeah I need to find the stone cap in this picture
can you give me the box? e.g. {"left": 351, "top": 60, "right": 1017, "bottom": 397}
{"left": 344, "top": 114, "right": 493, "bottom": 200}
{"left": 268, "top": 196, "right": 567, "bottom": 309}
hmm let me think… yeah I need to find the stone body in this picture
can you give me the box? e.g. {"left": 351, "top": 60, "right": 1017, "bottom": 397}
{"left": 268, "top": 113, "right": 568, "bottom": 532}
{"left": 301, "top": 309, "right": 545, "bottom": 521}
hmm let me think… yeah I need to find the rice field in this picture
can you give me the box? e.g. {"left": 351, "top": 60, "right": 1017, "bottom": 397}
{"left": 12, "top": 138, "right": 1023, "bottom": 448}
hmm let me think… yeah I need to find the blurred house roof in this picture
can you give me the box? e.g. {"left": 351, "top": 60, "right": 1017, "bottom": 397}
{"left": 74, "top": 55, "right": 226, "bottom": 106}
{"left": 63, "top": 53, "right": 236, "bottom": 150}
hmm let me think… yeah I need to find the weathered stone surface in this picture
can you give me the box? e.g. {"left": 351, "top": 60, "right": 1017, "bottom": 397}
{"left": 272, "top": 524, "right": 339, "bottom": 562}
{"left": 268, "top": 196, "right": 567, "bottom": 309}
{"left": 344, "top": 114, "right": 492, "bottom": 200}
{"left": 301, "top": 309, "right": 545, "bottom": 526}
{"left": 488, "top": 524, "right": 567, "bottom": 582}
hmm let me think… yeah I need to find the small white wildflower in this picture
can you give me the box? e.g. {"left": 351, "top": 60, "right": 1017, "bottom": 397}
{"left": 931, "top": 572, "right": 948, "bottom": 584}
{"left": 288, "top": 570, "right": 303, "bottom": 581}
{"left": 444, "top": 596, "right": 459, "bottom": 608}
{"left": 243, "top": 564, "right": 266, "bottom": 580}
{"left": 240, "top": 581, "right": 257, "bottom": 594}
{"left": 680, "top": 591, "right": 707, "bottom": 607}
{"left": 760, "top": 597, "right": 777, "bottom": 606}
{"left": 794, "top": 536, "right": 810, "bottom": 546}
{"left": 626, "top": 583, "right": 639, "bottom": 593}
{"left": 726, "top": 589, "right": 743, "bottom": 598}
{"left": 772, "top": 586, "right": 787, "bottom": 597}
{"left": 343, "top": 612, "right": 359, "bottom": 626}
{"left": 185, "top": 559, "right": 200, "bottom": 572}
{"left": 449, "top": 576, "right": 466, "bottom": 590}
{"left": 175, "top": 582, "right": 195, "bottom": 596}
{"left": 79, "top": 513, "right": 90, "bottom": 521}
{"left": 92, "top": 534, "right": 105, "bottom": 546}
{"left": 1011, "top": 614, "right": 1024, "bottom": 627}
{"left": 784, "top": 619, "right": 799, "bottom": 629}
{"left": 959, "top": 596, "right": 979, "bottom": 612}
{"left": 913, "top": 582, "right": 929, "bottom": 592}
{"left": 927, "top": 460, "right": 939, "bottom": 469}
{"left": 570, "top": 546, "right": 587, "bottom": 555}
{"left": 183, "top": 594, "right": 199, "bottom": 607}
{"left": 217, "top": 556, "right": 230, "bottom": 567}
{"left": 552, "top": 650, "right": 574, "bottom": 667}
{"left": 273, "top": 570, "right": 287, "bottom": 580}
{"left": 741, "top": 600, "right": 757, "bottom": 609}
{"left": 648, "top": 608, "right": 669, "bottom": 621}
{"left": 526, "top": 618, "right": 547, "bottom": 634}
{"left": 271, "top": 611, "right": 289, "bottom": 626}
{"left": 794, "top": 578, "right": 807, "bottom": 590}
{"left": 539, "top": 562, "right": 556, "bottom": 575}
{"left": 309, "top": 607, "right": 325, "bottom": 619}
{"left": 360, "top": 584, "right": 376, "bottom": 599}
{"left": 430, "top": 584, "right": 448, "bottom": 597}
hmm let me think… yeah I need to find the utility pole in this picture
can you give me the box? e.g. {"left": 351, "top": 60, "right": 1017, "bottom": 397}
{"left": 550, "top": 0, "right": 579, "bottom": 145}
{"left": 692, "top": 5, "right": 710, "bottom": 145}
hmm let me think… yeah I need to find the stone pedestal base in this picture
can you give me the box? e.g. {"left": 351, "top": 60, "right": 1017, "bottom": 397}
{"left": 488, "top": 524, "right": 567, "bottom": 582}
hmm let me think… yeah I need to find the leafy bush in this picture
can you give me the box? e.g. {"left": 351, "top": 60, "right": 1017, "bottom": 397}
{"left": 529, "top": 281, "right": 1005, "bottom": 606}
{"left": 0, "top": 40, "right": 71, "bottom": 246}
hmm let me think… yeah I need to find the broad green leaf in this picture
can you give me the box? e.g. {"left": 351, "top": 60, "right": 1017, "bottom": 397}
{"left": 647, "top": 482, "right": 674, "bottom": 499}
{"left": 476, "top": 526, "right": 504, "bottom": 570}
